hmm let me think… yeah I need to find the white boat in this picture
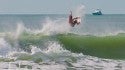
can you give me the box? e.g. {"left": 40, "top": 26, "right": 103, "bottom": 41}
{"left": 92, "top": 9, "right": 102, "bottom": 15}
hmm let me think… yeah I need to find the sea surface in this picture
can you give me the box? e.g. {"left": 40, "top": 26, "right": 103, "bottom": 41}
{"left": 0, "top": 14, "right": 125, "bottom": 70}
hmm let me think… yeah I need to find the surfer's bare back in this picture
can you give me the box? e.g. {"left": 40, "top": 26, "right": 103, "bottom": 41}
{"left": 68, "top": 11, "right": 81, "bottom": 27}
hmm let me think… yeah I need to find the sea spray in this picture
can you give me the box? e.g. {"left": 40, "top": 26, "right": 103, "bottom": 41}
{"left": 10, "top": 23, "right": 25, "bottom": 52}
{"left": 0, "top": 38, "right": 12, "bottom": 57}
{"left": 40, "top": 18, "right": 71, "bottom": 35}
{"left": 73, "top": 5, "right": 85, "bottom": 18}
{"left": 36, "top": 5, "right": 86, "bottom": 35}
{"left": 0, "top": 23, "right": 25, "bottom": 58}
{"left": 21, "top": 5, "right": 86, "bottom": 35}
{"left": 14, "top": 23, "right": 25, "bottom": 40}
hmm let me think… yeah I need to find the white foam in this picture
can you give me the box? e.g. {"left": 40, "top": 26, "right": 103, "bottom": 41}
{"left": 0, "top": 38, "right": 12, "bottom": 57}
{"left": 42, "top": 41, "right": 68, "bottom": 54}
{"left": 31, "top": 45, "right": 42, "bottom": 54}
{"left": 40, "top": 64, "right": 66, "bottom": 70}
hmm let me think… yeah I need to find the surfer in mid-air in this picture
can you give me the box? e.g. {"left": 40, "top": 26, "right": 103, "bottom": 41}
{"left": 69, "top": 11, "right": 81, "bottom": 27}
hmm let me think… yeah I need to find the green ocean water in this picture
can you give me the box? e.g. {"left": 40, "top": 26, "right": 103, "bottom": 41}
{"left": 58, "top": 33, "right": 125, "bottom": 59}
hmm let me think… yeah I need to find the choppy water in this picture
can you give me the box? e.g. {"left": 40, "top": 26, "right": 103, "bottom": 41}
{"left": 1, "top": 8, "right": 125, "bottom": 70}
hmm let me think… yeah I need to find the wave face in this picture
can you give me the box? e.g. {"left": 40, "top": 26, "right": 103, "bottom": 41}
{"left": 1, "top": 6, "right": 125, "bottom": 69}
{"left": 58, "top": 33, "right": 125, "bottom": 59}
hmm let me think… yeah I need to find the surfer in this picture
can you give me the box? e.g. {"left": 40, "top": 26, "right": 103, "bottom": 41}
{"left": 69, "top": 11, "right": 81, "bottom": 27}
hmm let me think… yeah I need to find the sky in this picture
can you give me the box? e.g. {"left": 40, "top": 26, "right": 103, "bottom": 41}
{"left": 0, "top": 0, "right": 125, "bottom": 14}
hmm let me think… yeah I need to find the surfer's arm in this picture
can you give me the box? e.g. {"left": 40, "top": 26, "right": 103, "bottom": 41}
{"left": 70, "top": 11, "right": 72, "bottom": 15}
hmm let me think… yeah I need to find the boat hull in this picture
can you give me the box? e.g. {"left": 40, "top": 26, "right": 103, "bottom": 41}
{"left": 92, "top": 13, "right": 102, "bottom": 15}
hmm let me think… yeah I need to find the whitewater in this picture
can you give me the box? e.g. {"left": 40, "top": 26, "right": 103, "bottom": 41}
{"left": 0, "top": 5, "right": 125, "bottom": 70}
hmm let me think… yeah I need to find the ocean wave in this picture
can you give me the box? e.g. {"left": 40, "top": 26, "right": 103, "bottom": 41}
{"left": 2, "top": 31, "right": 125, "bottom": 59}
